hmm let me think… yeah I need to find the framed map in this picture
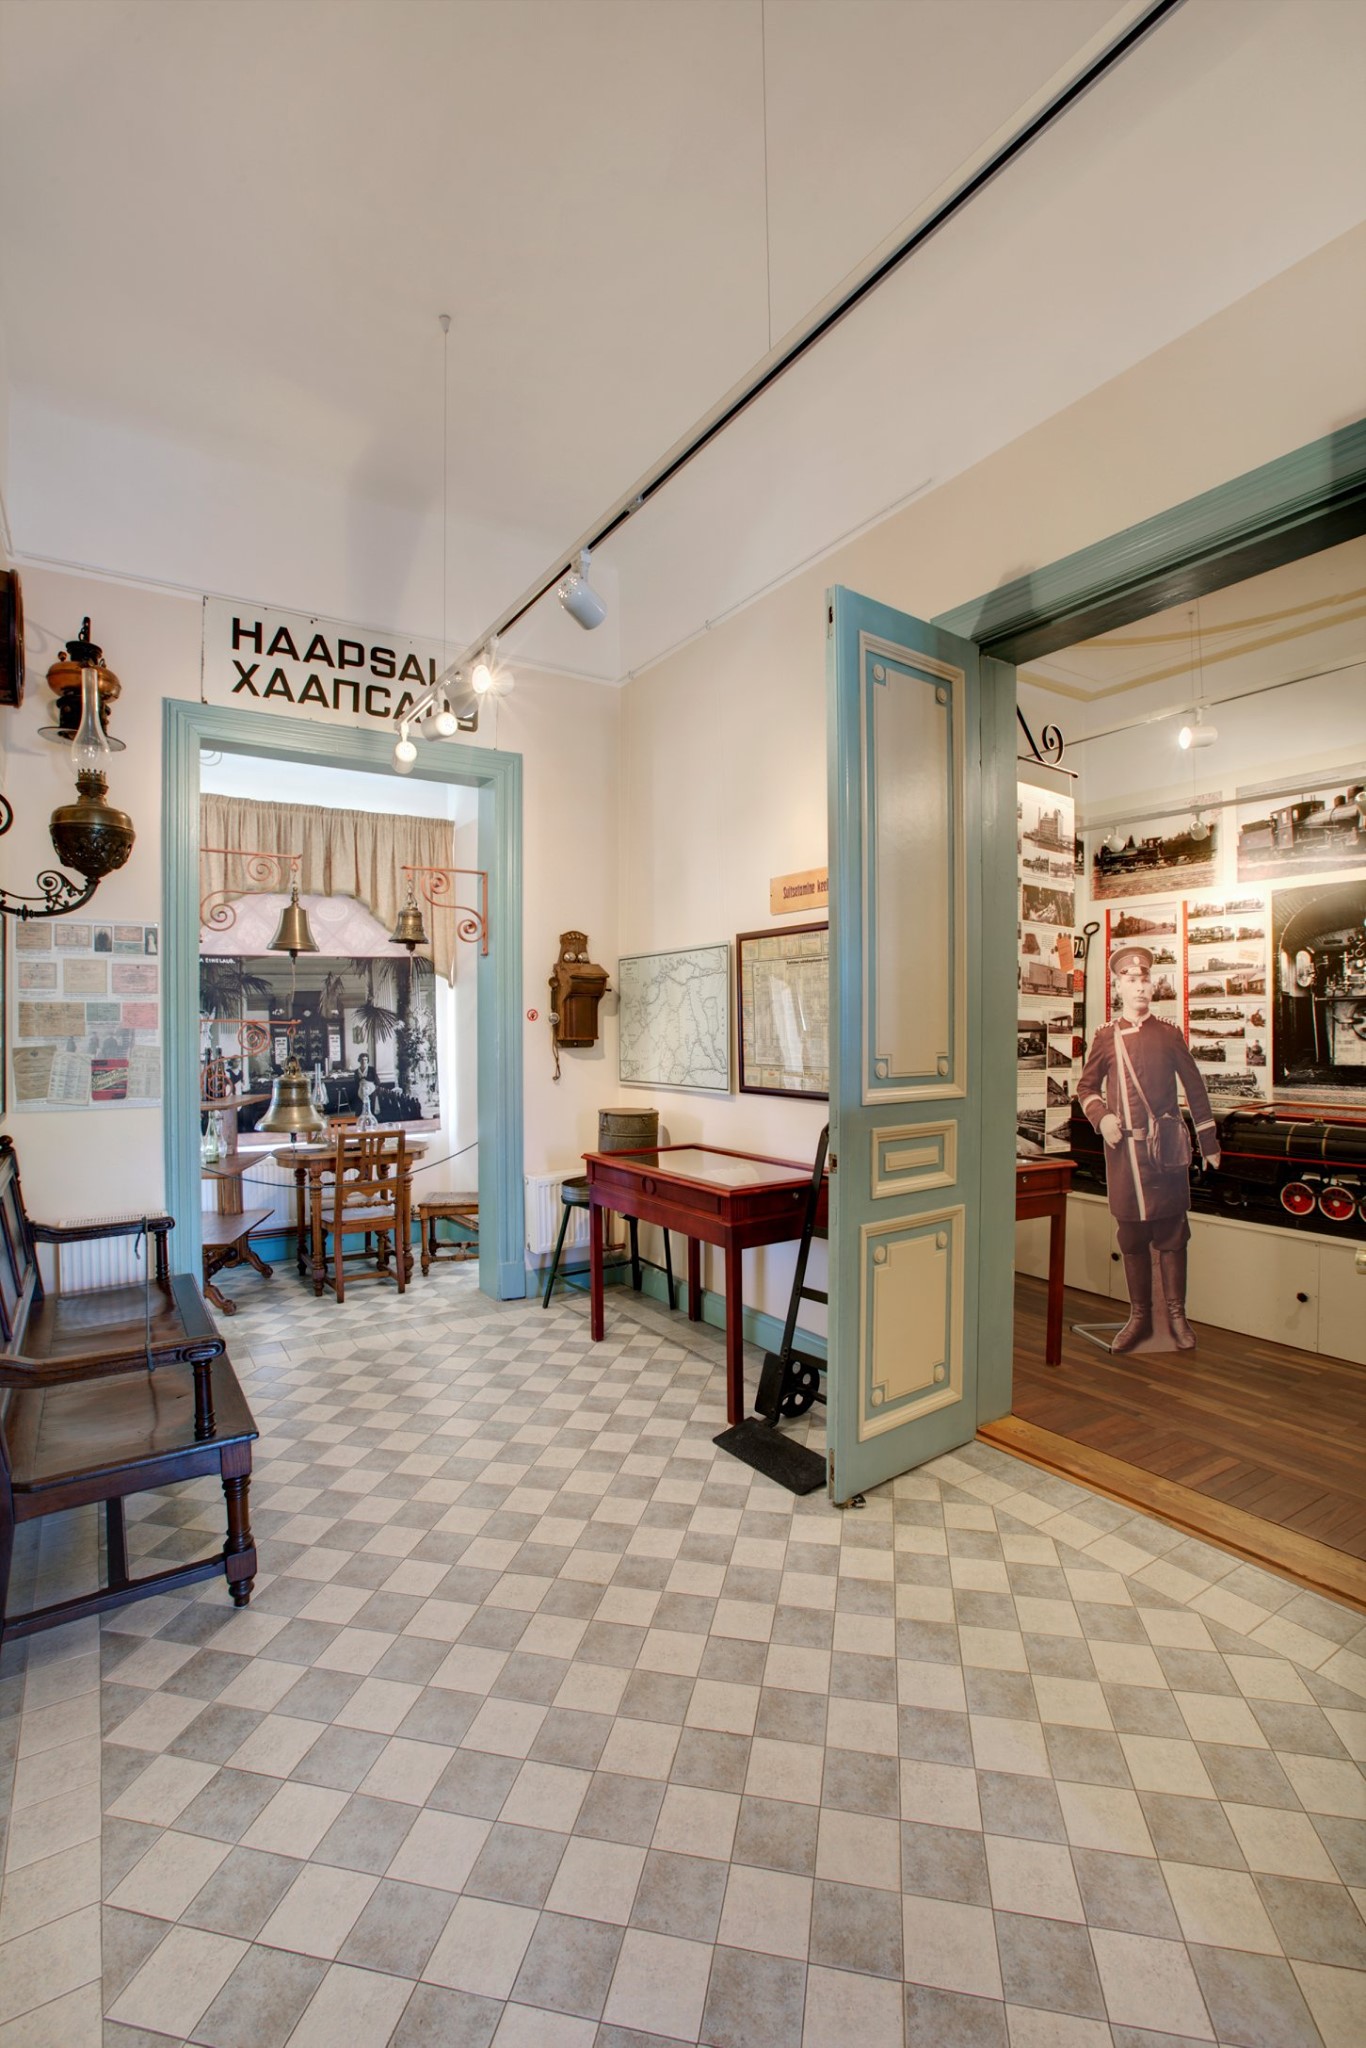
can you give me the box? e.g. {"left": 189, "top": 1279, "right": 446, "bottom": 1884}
{"left": 737, "top": 923, "right": 829, "bottom": 1098}
{"left": 618, "top": 943, "right": 731, "bottom": 1093}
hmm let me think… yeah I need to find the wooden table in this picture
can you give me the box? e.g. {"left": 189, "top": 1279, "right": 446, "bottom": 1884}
{"left": 585, "top": 1144, "right": 827, "bottom": 1426}
{"left": 201, "top": 1152, "right": 275, "bottom": 1313}
{"left": 270, "top": 1138, "right": 427, "bottom": 1293}
{"left": 1015, "top": 1158, "right": 1074, "bottom": 1366}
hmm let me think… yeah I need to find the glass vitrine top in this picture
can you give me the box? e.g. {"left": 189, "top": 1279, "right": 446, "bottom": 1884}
{"left": 595, "top": 1146, "right": 807, "bottom": 1190}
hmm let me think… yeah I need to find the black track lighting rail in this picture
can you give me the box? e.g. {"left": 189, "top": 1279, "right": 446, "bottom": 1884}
{"left": 464, "top": 0, "right": 1186, "bottom": 665}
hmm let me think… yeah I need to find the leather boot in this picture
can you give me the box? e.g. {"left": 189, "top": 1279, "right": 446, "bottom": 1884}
{"left": 1159, "top": 1247, "right": 1197, "bottom": 1351}
{"left": 1110, "top": 1249, "right": 1153, "bottom": 1353}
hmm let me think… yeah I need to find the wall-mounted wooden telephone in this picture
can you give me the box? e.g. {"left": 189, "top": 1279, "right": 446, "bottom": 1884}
{"left": 549, "top": 931, "right": 610, "bottom": 1080}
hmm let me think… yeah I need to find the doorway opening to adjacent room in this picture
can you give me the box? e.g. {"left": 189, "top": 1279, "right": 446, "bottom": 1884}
{"left": 162, "top": 699, "right": 524, "bottom": 1303}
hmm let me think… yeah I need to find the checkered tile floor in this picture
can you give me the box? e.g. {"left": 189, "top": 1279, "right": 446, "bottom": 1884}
{"left": 2, "top": 1264, "right": 1365, "bottom": 2046}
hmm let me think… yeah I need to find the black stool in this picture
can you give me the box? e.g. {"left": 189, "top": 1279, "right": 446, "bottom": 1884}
{"left": 542, "top": 1175, "right": 675, "bottom": 1309}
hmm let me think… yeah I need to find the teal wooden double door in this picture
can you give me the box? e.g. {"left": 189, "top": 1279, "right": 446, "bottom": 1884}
{"left": 825, "top": 587, "right": 1015, "bottom": 1503}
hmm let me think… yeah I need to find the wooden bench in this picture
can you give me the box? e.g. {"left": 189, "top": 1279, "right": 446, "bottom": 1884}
{"left": 0, "top": 1135, "right": 258, "bottom": 1643}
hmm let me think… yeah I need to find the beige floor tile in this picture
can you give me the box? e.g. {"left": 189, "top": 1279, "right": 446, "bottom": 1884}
{"left": 0, "top": 1905, "right": 100, "bottom": 2029}
{"left": 651, "top": 1784, "right": 740, "bottom": 1860}
{"left": 106, "top": 1923, "right": 246, "bottom": 2038}
{"left": 1291, "top": 1957, "right": 1366, "bottom": 2048}
{"left": 500, "top": 1762, "right": 592, "bottom": 1832}
{"left": 284, "top": 1959, "right": 414, "bottom": 2047}
{"left": 106, "top": 1829, "right": 230, "bottom": 1920}
{"left": 1057, "top": 1784, "right": 1155, "bottom": 1859}
{"left": 0, "top": 1979, "right": 102, "bottom": 2048}
{"left": 357, "top": 1735, "right": 454, "bottom": 1805}
{"left": 226, "top": 1713, "right": 329, "bottom": 1778}
{"left": 385, "top": 1807, "right": 491, "bottom": 1890}
{"left": 0, "top": 1841, "right": 100, "bottom": 1944}
{"left": 902, "top": 1894, "right": 1002, "bottom": 1998}
{"left": 240, "top": 1781, "right": 350, "bottom": 1857}
{"left": 1118, "top": 1734, "right": 1215, "bottom": 1799}
{"left": 106, "top": 1753, "right": 218, "bottom": 1827}
{"left": 1224, "top": 1803, "right": 1341, "bottom": 1880}
{"left": 1279, "top": 1753, "right": 1366, "bottom": 1819}
{"left": 544, "top": 1837, "right": 646, "bottom": 1924}
{"left": 1161, "top": 1862, "right": 1280, "bottom": 1953}
{"left": 258, "top": 1862, "right": 378, "bottom": 1958}
{"left": 986, "top": 1834, "right": 1084, "bottom": 1921}
{"left": 423, "top": 1895, "right": 540, "bottom": 1996}
{"left": 899, "top": 1760, "right": 982, "bottom": 1831}
{"left": 462, "top": 1699, "right": 547, "bottom": 1758}
{"left": 601, "top": 1927, "right": 713, "bottom": 2038}
{"left": 1089, "top": 1928, "right": 1213, "bottom": 2039}
{"left": 597, "top": 1718, "right": 681, "bottom": 1781}
{"left": 717, "top": 1863, "right": 812, "bottom": 1958}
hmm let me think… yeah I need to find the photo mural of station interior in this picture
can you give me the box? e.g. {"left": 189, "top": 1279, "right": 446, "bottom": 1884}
{"left": 1015, "top": 536, "right": 1366, "bottom": 1240}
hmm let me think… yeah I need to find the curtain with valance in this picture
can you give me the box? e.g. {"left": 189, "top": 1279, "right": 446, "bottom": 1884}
{"left": 199, "top": 793, "right": 461, "bottom": 984}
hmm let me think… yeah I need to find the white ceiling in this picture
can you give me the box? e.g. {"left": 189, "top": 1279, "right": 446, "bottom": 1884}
{"left": 2, "top": 0, "right": 1364, "bottom": 681}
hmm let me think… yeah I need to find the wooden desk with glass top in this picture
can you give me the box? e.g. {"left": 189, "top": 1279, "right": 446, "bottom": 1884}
{"left": 584, "top": 1144, "right": 828, "bottom": 1426}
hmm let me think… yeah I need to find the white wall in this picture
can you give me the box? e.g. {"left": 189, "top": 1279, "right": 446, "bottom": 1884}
{"left": 620, "top": 230, "right": 1366, "bottom": 1326}
{"left": 1, "top": 564, "right": 620, "bottom": 1230}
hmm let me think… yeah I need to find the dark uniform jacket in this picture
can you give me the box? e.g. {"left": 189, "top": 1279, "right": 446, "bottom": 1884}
{"left": 1077, "top": 1015, "right": 1218, "bottom": 1223}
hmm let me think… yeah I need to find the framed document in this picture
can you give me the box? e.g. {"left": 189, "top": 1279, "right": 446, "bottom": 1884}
{"left": 736, "top": 923, "right": 829, "bottom": 1099}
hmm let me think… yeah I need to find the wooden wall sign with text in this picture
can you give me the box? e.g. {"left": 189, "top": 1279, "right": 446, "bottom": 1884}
{"left": 770, "top": 867, "right": 829, "bottom": 916}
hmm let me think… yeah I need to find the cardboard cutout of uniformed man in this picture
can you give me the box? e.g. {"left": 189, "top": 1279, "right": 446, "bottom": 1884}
{"left": 1077, "top": 946, "right": 1220, "bottom": 1352}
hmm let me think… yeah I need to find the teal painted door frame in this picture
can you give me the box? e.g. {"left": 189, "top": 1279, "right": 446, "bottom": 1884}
{"left": 162, "top": 701, "right": 524, "bottom": 1301}
{"left": 935, "top": 419, "right": 1366, "bottom": 664}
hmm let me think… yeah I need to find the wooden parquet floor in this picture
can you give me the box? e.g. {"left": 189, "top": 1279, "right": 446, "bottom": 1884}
{"left": 1012, "top": 1273, "right": 1366, "bottom": 1564}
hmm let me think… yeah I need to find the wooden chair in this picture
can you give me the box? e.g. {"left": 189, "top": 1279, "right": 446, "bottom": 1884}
{"left": 316, "top": 1130, "right": 413, "bottom": 1301}
{"left": 0, "top": 1136, "right": 258, "bottom": 1643}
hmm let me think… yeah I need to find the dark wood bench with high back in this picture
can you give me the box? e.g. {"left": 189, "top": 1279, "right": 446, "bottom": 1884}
{"left": 0, "top": 1135, "right": 258, "bottom": 1644}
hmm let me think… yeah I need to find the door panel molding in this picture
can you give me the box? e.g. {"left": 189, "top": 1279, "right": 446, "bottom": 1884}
{"left": 859, "top": 632, "right": 966, "bottom": 1104}
{"left": 860, "top": 1206, "right": 965, "bottom": 1438}
{"left": 872, "top": 1121, "right": 958, "bottom": 1198}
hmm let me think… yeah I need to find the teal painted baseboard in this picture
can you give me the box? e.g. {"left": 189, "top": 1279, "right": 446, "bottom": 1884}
{"left": 633, "top": 1264, "right": 828, "bottom": 1364}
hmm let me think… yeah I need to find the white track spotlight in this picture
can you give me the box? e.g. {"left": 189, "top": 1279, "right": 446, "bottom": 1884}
{"left": 557, "top": 549, "right": 607, "bottom": 631}
{"left": 470, "top": 653, "right": 495, "bottom": 695}
{"left": 394, "top": 722, "right": 417, "bottom": 774}
{"left": 1104, "top": 827, "right": 1127, "bottom": 854}
{"left": 1178, "top": 711, "right": 1218, "bottom": 750}
{"left": 432, "top": 692, "right": 459, "bottom": 737}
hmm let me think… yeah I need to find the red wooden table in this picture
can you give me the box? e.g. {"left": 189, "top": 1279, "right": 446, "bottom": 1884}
{"left": 1015, "top": 1158, "right": 1074, "bottom": 1366}
{"left": 585, "top": 1144, "right": 827, "bottom": 1425}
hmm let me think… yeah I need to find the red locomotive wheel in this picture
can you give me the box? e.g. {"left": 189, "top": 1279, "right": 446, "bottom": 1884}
{"left": 1317, "top": 1185, "right": 1357, "bottom": 1223}
{"left": 1280, "top": 1183, "right": 1316, "bottom": 1217}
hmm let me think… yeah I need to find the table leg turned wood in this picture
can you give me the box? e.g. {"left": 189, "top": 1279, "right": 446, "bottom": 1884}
{"left": 590, "top": 1201, "right": 605, "bottom": 1342}
{"left": 724, "top": 1239, "right": 744, "bottom": 1425}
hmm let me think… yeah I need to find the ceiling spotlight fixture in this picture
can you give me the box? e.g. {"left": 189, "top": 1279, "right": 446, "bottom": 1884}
{"left": 1178, "top": 713, "right": 1218, "bottom": 751}
{"left": 394, "top": 723, "right": 418, "bottom": 774}
{"left": 557, "top": 549, "right": 607, "bottom": 631}
{"left": 432, "top": 694, "right": 459, "bottom": 737}
{"left": 1104, "top": 828, "right": 1127, "bottom": 854}
{"left": 470, "top": 653, "right": 494, "bottom": 696}
{"left": 1188, "top": 811, "right": 1210, "bottom": 841}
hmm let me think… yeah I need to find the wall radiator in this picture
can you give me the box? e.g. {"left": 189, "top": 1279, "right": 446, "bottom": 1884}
{"left": 202, "top": 1157, "right": 293, "bottom": 1236}
{"left": 525, "top": 1172, "right": 587, "bottom": 1258}
{"left": 42, "top": 1215, "right": 159, "bottom": 1294}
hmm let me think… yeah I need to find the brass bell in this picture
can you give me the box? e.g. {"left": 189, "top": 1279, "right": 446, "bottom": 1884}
{"left": 258, "top": 1055, "right": 327, "bottom": 1138}
{"left": 268, "top": 880, "right": 318, "bottom": 957}
{"left": 389, "top": 897, "right": 428, "bottom": 952}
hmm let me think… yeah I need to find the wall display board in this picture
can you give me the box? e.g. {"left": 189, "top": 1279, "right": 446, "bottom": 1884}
{"left": 1272, "top": 876, "right": 1366, "bottom": 1101}
{"left": 618, "top": 943, "right": 731, "bottom": 1093}
{"left": 1090, "top": 804, "right": 1219, "bottom": 901}
{"left": 736, "top": 924, "right": 828, "bottom": 1098}
{"left": 1237, "top": 770, "right": 1366, "bottom": 883}
{"left": 1018, "top": 785, "right": 1080, "bottom": 1156}
{"left": 1181, "top": 893, "right": 1270, "bottom": 1104}
{"left": 10, "top": 921, "right": 162, "bottom": 1109}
